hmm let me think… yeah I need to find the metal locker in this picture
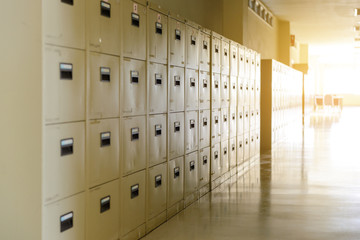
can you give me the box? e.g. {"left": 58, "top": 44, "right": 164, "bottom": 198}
{"left": 221, "top": 108, "right": 229, "bottom": 142}
{"left": 169, "top": 66, "right": 185, "bottom": 112}
{"left": 211, "top": 109, "right": 221, "bottom": 144}
{"left": 230, "top": 42, "right": 238, "bottom": 77}
{"left": 229, "top": 108, "right": 237, "bottom": 139}
{"left": 89, "top": 53, "right": 119, "bottom": 119}
{"left": 244, "top": 79, "right": 250, "bottom": 106}
{"left": 237, "top": 106, "right": 244, "bottom": 136}
{"left": 256, "top": 108, "right": 260, "bottom": 129}
{"left": 44, "top": 122, "right": 85, "bottom": 204}
{"left": 244, "top": 48, "right": 251, "bottom": 81}
{"left": 169, "top": 112, "right": 184, "bottom": 159}
{"left": 120, "top": 170, "right": 146, "bottom": 238}
{"left": 185, "top": 111, "right": 198, "bottom": 154}
{"left": 238, "top": 45, "right": 245, "bottom": 79}
{"left": 230, "top": 75, "right": 237, "bottom": 108}
{"left": 44, "top": 46, "right": 85, "bottom": 124}
{"left": 250, "top": 131, "right": 256, "bottom": 158}
{"left": 244, "top": 133, "right": 250, "bottom": 161}
{"left": 250, "top": 50, "right": 256, "bottom": 81}
{"left": 121, "top": 116, "right": 146, "bottom": 176}
{"left": 211, "top": 33, "right": 221, "bottom": 74}
{"left": 199, "top": 147, "right": 210, "bottom": 188}
{"left": 147, "top": 163, "right": 167, "bottom": 220}
{"left": 250, "top": 109, "right": 256, "bottom": 131}
{"left": 210, "top": 143, "right": 221, "bottom": 180}
{"left": 220, "top": 74, "right": 230, "bottom": 109}
{"left": 256, "top": 130, "right": 260, "bottom": 156}
{"left": 211, "top": 73, "right": 221, "bottom": 109}
{"left": 88, "top": 119, "right": 119, "bottom": 188}
{"left": 168, "top": 157, "right": 184, "bottom": 207}
{"left": 148, "top": 5, "right": 168, "bottom": 64}
{"left": 255, "top": 53, "right": 261, "bottom": 98}
{"left": 122, "top": 0, "right": 146, "bottom": 60}
{"left": 149, "top": 62, "right": 167, "bottom": 114}
{"left": 122, "top": 58, "right": 146, "bottom": 116}
{"left": 149, "top": 114, "right": 167, "bottom": 167}
{"left": 185, "top": 69, "right": 199, "bottom": 111}
{"left": 184, "top": 151, "right": 199, "bottom": 196}
{"left": 220, "top": 140, "right": 229, "bottom": 175}
{"left": 250, "top": 79, "right": 255, "bottom": 108}
{"left": 238, "top": 77, "right": 244, "bottom": 107}
{"left": 199, "top": 28, "right": 211, "bottom": 72}
{"left": 43, "top": 0, "right": 85, "bottom": 49}
{"left": 169, "top": 16, "right": 186, "bottom": 67}
{"left": 237, "top": 135, "right": 244, "bottom": 165}
{"left": 229, "top": 137, "right": 237, "bottom": 170}
{"left": 199, "top": 110, "right": 210, "bottom": 149}
{"left": 221, "top": 38, "right": 230, "bottom": 75}
{"left": 43, "top": 193, "right": 85, "bottom": 240}
{"left": 86, "top": 180, "right": 119, "bottom": 240}
{"left": 186, "top": 22, "right": 200, "bottom": 70}
{"left": 199, "top": 71, "right": 211, "bottom": 110}
{"left": 244, "top": 106, "right": 250, "bottom": 133}
{"left": 87, "top": 0, "right": 120, "bottom": 55}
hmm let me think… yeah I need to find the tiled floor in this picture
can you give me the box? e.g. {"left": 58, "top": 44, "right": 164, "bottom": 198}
{"left": 143, "top": 107, "right": 360, "bottom": 240}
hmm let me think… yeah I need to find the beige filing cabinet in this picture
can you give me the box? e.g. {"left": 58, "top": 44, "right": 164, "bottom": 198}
{"left": 121, "top": 116, "right": 146, "bottom": 176}
{"left": 199, "top": 147, "right": 210, "bottom": 188}
{"left": 220, "top": 108, "right": 229, "bottom": 142}
{"left": 229, "top": 137, "right": 237, "bottom": 170}
{"left": 149, "top": 62, "right": 167, "bottom": 114}
{"left": 199, "top": 110, "right": 210, "bottom": 149}
{"left": 185, "top": 69, "right": 199, "bottom": 111}
{"left": 211, "top": 32, "right": 221, "bottom": 74}
{"left": 220, "top": 74, "right": 230, "bottom": 109}
{"left": 238, "top": 77, "right": 245, "bottom": 107}
{"left": 86, "top": 180, "right": 119, "bottom": 240}
{"left": 169, "top": 15, "right": 186, "bottom": 67}
{"left": 199, "top": 71, "right": 211, "bottom": 110}
{"left": 210, "top": 143, "right": 221, "bottom": 180}
{"left": 149, "top": 114, "right": 167, "bottom": 167}
{"left": 169, "top": 66, "right": 185, "bottom": 112}
{"left": 229, "top": 108, "right": 237, "bottom": 139}
{"left": 220, "top": 140, "right": 229, "bottom": 175}
{"left": 244, "top": 106, "right": 250, "bottom": 133}
{"left": 122, "top": 58, "right": 146, "bottom": 116}
{"left": 244, "top": 132, "right": 250, "bottom": 161}
{"left": 44, "top": 122, "right": 85, "bottom": 204}
{"left": 238, "top": 45, "right": 245, "bottom": 79}
{"left": 237, "top": 135, "right": 244, "bottom": 165}
{"left": 87, "top": 0, "right": 120, "bottom": 55}
{"left": 221, "top": 37, "right": 230, "bottom": 75}
{"left": 89, "top": 53, "right": 120, "bottom": 119}
{"left": 120, "top": 170, "right": 146, "bottom": 238}
{"left": 230, "top": 42, "right": 239, "bottom": 77}
{"left": 148, "top": 4, "right": 168, "bottom": 64}
{"left": 230, "top": 75, "right": 237, "bottom": 108}
{"left": 169, "top": 112, "right": 185, "bottom": 159}
{"left": 43, "top": 193, "right": 85, "bottom": 240}
{"left": 211, "top": 109, "right": 221, "bottom": 144}
{"left": 186, "top": 22, "right": 200, "bottom": 70}
{"left": 43, "top": 0, "right": 85, "bottom": 49}
{"left": 88, "top": 119, "right": 119, "bottom": 188}
{"left": 44, "top": 46, "right": 85, "bottom": 124}
{"left": 168, "top": 157, "right": 184, "bottom": 207}
{"left": 184, "top": 151, "right": 199, "bottom": 196}
{"left": 185, "top": 111, "right": 199, "bottom": 154}
{"left": 122, "top": 0, "right": 146, "bottom": 60}
{"left": 199, "top": 28, "right": 211, "bottom": 72}
{"left": 147, "top": 163, "right": 167, "bottom": 220}
{"left": 211, "top": 73, "right": 221, "bottom": 109}
{"left": 237, "top": 107, "right": 244, "bottom": 136}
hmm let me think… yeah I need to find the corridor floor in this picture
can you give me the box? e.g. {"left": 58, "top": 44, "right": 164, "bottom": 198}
{"left": 143, "top": 107, "right": 360, "bottom": 240}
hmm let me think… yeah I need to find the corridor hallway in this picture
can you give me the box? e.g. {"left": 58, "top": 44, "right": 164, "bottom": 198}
{"left": 143, "top": 107, "right": 360, "bottom": 240}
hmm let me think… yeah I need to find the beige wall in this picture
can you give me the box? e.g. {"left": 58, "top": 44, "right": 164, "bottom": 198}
{"left": 0, "top": 1, "right": 42, "bottom": 239}
{"left": 278, "top": 20, "right": 290, "bottom": 65}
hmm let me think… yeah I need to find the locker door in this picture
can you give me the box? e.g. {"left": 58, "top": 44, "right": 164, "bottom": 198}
{"left": 184, "top": 151, "right": 199, "bottom": 196}
{"left": 147, "top": 163, "right": 167, "bottom": 220}
{"left": 122, "top": 59, "right": 146, "bottom": 116}
{"left": 168, "top": 157, "right": 184, "bottom": 206}
{"left": 256, "top": 108, "right": 260, "bottom": 130}
{"left": 169, "top": 18, "right": 185, "bottom": 67}
{"left": 169, "top": 66, "right": 185, "bottom": 112}
{"left": 244, "top": 133, "right": 250, "bottom": 160}
{"left": 199, "top": 71, "right": 211, "bottom": 110}
{"left": 185, "top": 69, "right": 199, "bottom": 111}
{"left": 199, "top": 147, "right": 210, "bottom": 188}
{"left": 256, "top": 130, "right": 260, "bottom": 156}
{"left": 87, "top": 0, "right": 120, "bottom": 55}
{"left": 237, "top": 106, "right": 244, "bottom": 136}
{"left": 238, "top": 45, "right": 245, "bottom": 79}
{"left": 199, "top": 31, "right": 211, "bottom": 72}
{"left": 122, "top": 0, "right": 146, "bottom": 60}
{"left": 210, "top": 143, "right": 221, "bottom": 180}
{"left": 149, "top": 114, "right": 167, "bottom": 167}
{"left": 148, "top": 9, "right": 168, "bottom": 64}
{"left": 169, "top": 112, "right": 185, "bottom": 159}
{"left": 230, "top": 42, "right": 238, "bottom": 77}
{"left": 244, "top": 48, "right": 251, "bottom": 81}
{"left": 211, "top": 109, "right": 221, "bottom": 144}
{"left": 250, "top": 109, "right": 256, "bottom": 131}
{"left": 199, "top": 110, "right": 210, "bottom": 149}
{"left": 186, "top": 24, "right": 200, "bottom": 69}
{"left": 220, "top": 74, "right": 230, "bottom": 109}
{"left": 229, "top": 108, "right": 237, "bottom": 139}
{"left": 221, "top": 39, "right": 230, "bottom": 75}
{"left": 211, "top": 73, "right": 221, "bottom": 109}
{"left": 230, "top": 75, "right": 237, "bottom": 108}
{"left": 220, "top": 140, "right": 229, "bottom": 175}
{"left": 89, "top": 53, "right": 120, "bottom": 119}
{"left": 149, "top": 62, "right": 167, "bottom": 114}
{"left": 250, "top": 131, "right": 256, "bottom": 158}
{"left": 244, "top": 106, "right": 250, "bottom": 133}
{"left": 221, "top": 108, "right": 229, "bottom": 142}
{"left": 211, "top": 35, "right": 221, "bottom": 73}
{"left": 185, "top": 111, "right": 198, "bottom": 154}
{"left": 237, "top": 135, "right": 244, "bottom": 165}
{"left": 238, "top": 77, "right": 244, "bottom": 107}
{"left": 229, "top": 137, "right": 237, "bottom": 170}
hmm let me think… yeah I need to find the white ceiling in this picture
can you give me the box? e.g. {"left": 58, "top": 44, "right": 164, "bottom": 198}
{"left": 261, "top": 0, "right": 360, "bottom": 46}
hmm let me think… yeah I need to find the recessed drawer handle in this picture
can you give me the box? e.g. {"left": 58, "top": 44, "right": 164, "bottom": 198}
{"left": 100, "top": 1, "right": 111, "bottom": 18}
{"left": 61, "top": 0, "right": 73, "bottom": 6}
{"left": 174, "top": 167, "right": 180, "bottom": 178}
{"left": 60, "top": 212, "right": 73, "bottom": 233}
{"left": 100, "top": 196, "right": 111, "bottom": 213}
{"left": 60, "top": 138, "right": 74, "bottom": 156}
{"left": 131, "top": 13, "right": 140, "bottom": 27}
{"left": 190, "top": 161, "right": 195, "bottom": 171}
{"left": 155, "top": 22, "right": 163, "bottom": 35}
{"left": 59, "top": 63, "right": 73, "bottom": 80}
{"left": 100, "top": 132, "right": 111, "bottom": 147}
{"left": 131, "top": 128, "right": 139, "bottom": 141}
{"left": 131, "top": 184, "right": 139, "bottom": 199}
{"left": 155, "top": 175, "right": 162, "bottom": 188}
{"left": 100, "top": 67, "right": 111, "bottom": 82}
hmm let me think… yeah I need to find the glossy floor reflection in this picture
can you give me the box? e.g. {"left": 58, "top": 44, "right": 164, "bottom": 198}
{"left": 143, "top": 107, "right": 360, "bottom": 240}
